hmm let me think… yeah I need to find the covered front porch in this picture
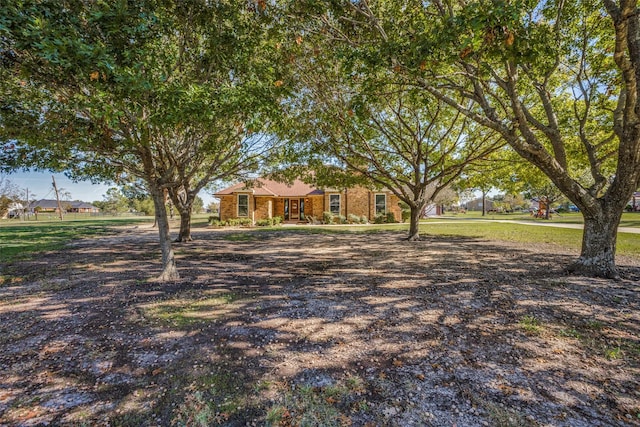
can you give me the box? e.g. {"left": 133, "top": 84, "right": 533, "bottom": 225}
{"left": 255, "top": 195, "right": 324, "bottom": 223}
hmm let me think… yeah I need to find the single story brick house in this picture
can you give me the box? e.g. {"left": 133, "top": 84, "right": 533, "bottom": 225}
{"left": 67, "top": 201, "right": 100, "bottom": 213}
{"left": 28, "top": 199, "right": 99, "bottom": 213}
{"left": 214, "top": 178, "right": 402, "bottom": 223}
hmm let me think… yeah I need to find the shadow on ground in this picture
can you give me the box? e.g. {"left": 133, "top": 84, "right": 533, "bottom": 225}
{"left": 0, "top": 226, "right": 638, "bottom": 426}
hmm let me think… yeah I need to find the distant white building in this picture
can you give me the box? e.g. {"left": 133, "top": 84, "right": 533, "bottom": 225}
{"left": 2, "top": 202, "right": 24, "bottom": 219}
{"left": 423, "top": 204, "right": 443, "bottom": 217}
{"left": 630, "top": 191, "right": 640, "bottom": 211}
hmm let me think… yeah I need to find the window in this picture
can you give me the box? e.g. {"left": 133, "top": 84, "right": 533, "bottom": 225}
{"left": 375, "top": 194, "right": 386, "bottom": 214}
{"left": 329, "top": 194, "right": 340, "bottom": 215}
{"left": 238, "top": 194, "right": 249, "bottom": 217}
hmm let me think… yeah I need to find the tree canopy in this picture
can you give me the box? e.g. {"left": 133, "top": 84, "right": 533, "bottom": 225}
{"left": 287, "top": 0, "right": 640, "bottom": 278}
{"left": 2, "top": 0, "right": 639, "bottom": 279}
{"left": 1, "top": 0, "right": 286, "bottom": 280}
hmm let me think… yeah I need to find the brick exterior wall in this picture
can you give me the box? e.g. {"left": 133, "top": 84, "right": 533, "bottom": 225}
{"left": 346, "top": 186, "right": 370, "bottom": 218}
{"left": 254, "top": 197, "right": 271, "bottom": 220}
{"left": 307, "top": 196, "right": 324, "bottom": 219}
{"left": 273, "top": 198, "right": 285, "bottom": 218}
{"left": 387, "top": 194, "right": 402, "bottom": 221}
{"left": 320, "top": 187, "right": 401, "bottom": 222}
{"left": 218, "top": 188, "right": 402, "bottom": 223}
{"left": 219, "top": 193, "right": 255, "bottom": 222}
{"left": 219, "top": 195, "right": 235, "bottom": 221}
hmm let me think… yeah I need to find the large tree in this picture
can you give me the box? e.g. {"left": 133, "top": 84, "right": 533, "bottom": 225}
{"left": 292, "top": 0, "right": 640, "bottom": 278}
{"left": 1, "top": 1, "right": 282, "bottom": 280}
{"left": 284, "top": 78, "right": 501, "bottom": 240}
{"left": 165, "top": 127, "right": 276, "bottom": 242}
{"left": 274, "top": 14, "right": 502, "bottom": 241}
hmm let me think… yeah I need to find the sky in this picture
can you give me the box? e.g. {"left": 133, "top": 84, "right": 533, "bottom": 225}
{"left": 4, "top": 171, "right": 216, "bottom": 206}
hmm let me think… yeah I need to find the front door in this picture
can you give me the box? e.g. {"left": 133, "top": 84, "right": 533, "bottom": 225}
{"left": 291, "top": 199, "right": 299, "bottom": 219}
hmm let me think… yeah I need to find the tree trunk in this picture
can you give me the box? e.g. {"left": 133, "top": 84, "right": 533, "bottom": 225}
{"left": 169, "top": 188, "right": 194, "bottom": 242}
{"left": 568, "top": 209, "right": 622, "bottom": 279}
{"left": 176, "top": 207, "right": 193, "bottom": 242}
{"left": 481, "top": 189, "right": 486, "bottom": 217}
{"left": 544, "top": 197, "right": 550, "bottom": 220}
{"left": 407, "top": 204, "right": 422, "bottom": 241}
{"left": 151, "top": 189, "right": 180, "bottom": 282}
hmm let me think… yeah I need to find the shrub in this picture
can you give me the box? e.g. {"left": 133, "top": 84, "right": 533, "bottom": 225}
{"left": 337, "top": 215, "right": 347, "bottom": 224}
{"left": 360, "top": 215, "right": 369, "bottom": 224}
{"left": 209, "top": 218, "right": 223, "bottom": 227}
{"left": 386, "top": 212, "right": 397, "bottom": 223}
{"left": 374, "top": 213, "right": 386, "bottom": 224}
{"left": 401, "top": 209, "right": 411, "bottom": 223}
{"left": 255, "top": 216, "right": 284, "bottom": 227}
{"left": 322, "top": 211, "right": 334, "bottom": 224}
{"left": 348, "top": 214, "right": 361, "bottom": 224}
{"left": 227, "top": 217, "right": 252, "bottom": 227}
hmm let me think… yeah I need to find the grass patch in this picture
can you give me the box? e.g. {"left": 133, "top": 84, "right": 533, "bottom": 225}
{"left": 456, "top": 211, "right": 640, "bottom": 228}
{"left": 266, "top": 376, "right": 367, "bottom": 426}
{"left": 3, "top": 213, "right": 640, "bottom": 265}
{"left": 482, "top": 400, "right": 535, "bottom": 427}
{"left": 171, "top": 368, "right": 253, "bottom": 426}
{"left": 141, "top": 293, "right": 244, "bottom": 327}
{"left": 223, "top": 232, "right": 259, "bottom": 242}
{"left": 585, "top": 320, "right": 605, "bottom": 330}
{"left": 0, "top": 216, "right": 153, "bottom": 263}
{"left": 558, "top": 328, "right": 582, "bottom": 339}
{"left": 519, "top": 315, "right": 542, "bottom": 335}
{"left": 605, "top": 346, "right": 624, "bottom": 360}
{"left": 420, "top": 220, "right": 640, "bottom": 257}
{"left": 422, "top": 221, "right": 581, "bottom": 248}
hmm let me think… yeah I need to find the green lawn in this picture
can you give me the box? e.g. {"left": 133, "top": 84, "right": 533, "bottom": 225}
{"left": 0, "top": 215, "right": 154, "bottom": 262}
{"left": 2, "top": 213, "right": 639, "bottom": 264}
{"left": 449, "top": 210, "right": 640, "bottom": 228}
{"left": 422, "top": 221, "right": 585, "bottom": 250}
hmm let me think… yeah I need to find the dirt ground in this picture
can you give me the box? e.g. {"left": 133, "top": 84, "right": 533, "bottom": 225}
{"left": 0, "top": 224, "right": 639, "bottom": 427}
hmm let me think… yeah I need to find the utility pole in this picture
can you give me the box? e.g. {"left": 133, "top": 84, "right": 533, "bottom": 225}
{"left": 52, "top": 175, "right": 64, "bottom": 220}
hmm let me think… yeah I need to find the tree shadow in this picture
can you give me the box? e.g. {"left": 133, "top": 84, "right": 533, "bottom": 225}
{"left": 0, "top": 229, "right": 638, "bottom": 426}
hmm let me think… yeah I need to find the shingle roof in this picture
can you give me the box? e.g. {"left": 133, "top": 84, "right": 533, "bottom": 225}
{"left": 70, "top": 202, "right": 98, "bottom": 209}
{"left": 28, "top": 199, "right": 98, "bottom": 210}
{"left": 215, "top": 178, "right": 324, "bottom": 197}
{"left": 28, "top": 199, "right": 60, "bottom": 209}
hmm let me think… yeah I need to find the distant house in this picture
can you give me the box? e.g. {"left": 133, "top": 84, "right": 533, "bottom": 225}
{"left": 28, "top": 199, "right": 99, "bottom": 214}
{"left": 28, "top": 199, "right": 61, "bottom": 213}
{"left": 423, "top": 204, "right": 444, "bottom": 217}
{"left": 67, "top": 201, "right": 100, "bottom": 213}
{"left": 465, "top": 197, "right": 494, "bottom": 212}
{"left": 214, "top": 178, "right": 402, "bottom": 223}
{"left": 630, "top": 191, "right": 640, "bottom": 211}
{"left": 1, "top": 202, "right": 23, "bottom": 219}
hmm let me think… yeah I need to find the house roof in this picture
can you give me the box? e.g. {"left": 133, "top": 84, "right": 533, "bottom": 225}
{"left": 28, "top": 199, "right": 98, "bottom": 209}
{"left": 215, "top": 178, "right": 324, "bottom": 197}
{"left": 70, "top": 201, "right": 98, "bottom": 209}
{"left": 28, "top": 199, "right": 60, "bottom": 209}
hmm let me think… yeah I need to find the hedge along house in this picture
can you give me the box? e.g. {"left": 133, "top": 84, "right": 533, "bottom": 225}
{"left": 214, "top": 178, "right": 402, "bottom": 224}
